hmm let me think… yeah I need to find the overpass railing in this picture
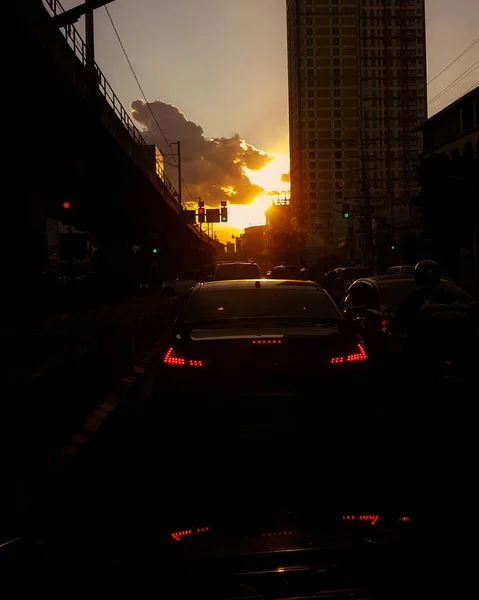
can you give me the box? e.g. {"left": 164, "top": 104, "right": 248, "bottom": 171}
{"left": 42, "top": 0, "right": 181, "bottom": 208}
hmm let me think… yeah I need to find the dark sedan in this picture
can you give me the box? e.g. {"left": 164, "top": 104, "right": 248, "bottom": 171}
{"left": 340, "top": 275, "right": 476, "bottom": 366}
{"left": 160, "top": 279, "right": 371, "bottom": 397}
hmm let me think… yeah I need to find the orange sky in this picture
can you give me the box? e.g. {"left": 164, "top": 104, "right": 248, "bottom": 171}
{"left": 209, "top": 151, "right": 290, "bottom": 243}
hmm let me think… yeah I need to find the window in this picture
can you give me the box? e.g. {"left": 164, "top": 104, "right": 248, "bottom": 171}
{"left": 213, "top": 264, "right": 262, "bottom": 281}
{"left": 343, "top": 281, "right": 379, "bottom": 309}
{"left": 183, "top": 288, "right": 341, "bottom": 323}
{"left": 378, "top": 280, "right": 473, "bottom": 309}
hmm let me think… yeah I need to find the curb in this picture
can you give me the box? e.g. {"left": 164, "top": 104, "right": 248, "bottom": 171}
{"left": 53, "top": 332, "right": 170, "bottom": 467}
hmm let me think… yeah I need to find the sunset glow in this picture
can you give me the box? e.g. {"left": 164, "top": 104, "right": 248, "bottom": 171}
{"left": 213, "top": 152, "right": 290, "bottom": 242}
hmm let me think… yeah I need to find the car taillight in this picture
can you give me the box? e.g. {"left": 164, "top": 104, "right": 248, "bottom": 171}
{"left": 330, "top": 343, "right": 368, "bottom": 364}
{"left": 163, "top": 347, "right": 203, "bottom": 367}
{"left": 381, "top": 317, "right": 389, "bottom": 333}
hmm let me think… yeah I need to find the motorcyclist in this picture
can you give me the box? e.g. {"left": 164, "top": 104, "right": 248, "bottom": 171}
{"left": 396, "top": 260, "right": 447, "bottom": 329}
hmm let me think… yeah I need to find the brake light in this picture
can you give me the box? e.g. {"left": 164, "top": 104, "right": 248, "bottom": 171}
{"left": 342, "top": 514, "right": 379, "bottom": 525}
{"left": 163, "top": 347, "right": 203, "bottom": 367}
{"left": 171, "top": 526, "right": 210, "bottom": 542}
{"left": 330, "top": 343, "right": 368, "bottom": 364}
{"left": 252, "top": 339, "right": 282, "bottom": 345}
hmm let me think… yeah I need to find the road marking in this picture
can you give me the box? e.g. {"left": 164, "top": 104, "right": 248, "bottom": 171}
{"left": 55, "top": 333, "right": 170, "bottom": 461}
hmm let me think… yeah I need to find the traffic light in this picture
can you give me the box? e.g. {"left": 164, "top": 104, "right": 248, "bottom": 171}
{"left": 220, "top": 201, "right": 228, "bottom": 223}
{"left": 198, "top": 200, "right": 205, "bottom": 223}
{"left": 152, "top": 248, "right": 158, "bottom": 254}
{"left": 62, "top": 201, "right": 70, "bottom": 209}
{"left": 342, "top": 203, "right": 350, "bottom": 219}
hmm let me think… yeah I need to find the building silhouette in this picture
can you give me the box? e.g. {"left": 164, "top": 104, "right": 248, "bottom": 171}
{"left": 286, "top": 0, "right": 427, "bottom": 264}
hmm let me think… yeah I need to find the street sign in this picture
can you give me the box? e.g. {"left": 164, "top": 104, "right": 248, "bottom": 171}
{"left": 182, "top": 209, "right": 197, "bottom": 224}
{"left": 206, "top": 208, "right": 221, "bottom": 223}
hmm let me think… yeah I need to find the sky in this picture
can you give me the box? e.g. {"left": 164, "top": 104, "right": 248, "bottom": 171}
{"left": 58, "top": 0, "right": 479, "bottom": 242}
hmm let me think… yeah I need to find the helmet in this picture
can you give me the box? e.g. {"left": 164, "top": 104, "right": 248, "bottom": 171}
{"left": 413, "top": 260, "right": 441, "bottom": 287}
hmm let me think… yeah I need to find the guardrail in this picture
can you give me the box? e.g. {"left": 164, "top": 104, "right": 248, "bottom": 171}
{"left": 42, "top": 0, "right": 182, "bottom": 205}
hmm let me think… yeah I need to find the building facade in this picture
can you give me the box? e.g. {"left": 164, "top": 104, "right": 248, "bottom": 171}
{"left": 286, "top": 0, "right": 427, "bottom": 263}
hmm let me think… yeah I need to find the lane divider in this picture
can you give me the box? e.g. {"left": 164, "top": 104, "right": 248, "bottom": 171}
{"left": 57, "top": 338, "right": 166, "bottom": 460}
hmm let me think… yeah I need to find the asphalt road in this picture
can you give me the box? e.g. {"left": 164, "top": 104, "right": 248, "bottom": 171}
{"left": 14, "top": 353, "right": 473, "bottom": 561}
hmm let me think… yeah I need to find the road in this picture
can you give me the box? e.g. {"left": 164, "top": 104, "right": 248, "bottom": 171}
{"left": 14, "top": 352, "right": 473, "bottom": 561}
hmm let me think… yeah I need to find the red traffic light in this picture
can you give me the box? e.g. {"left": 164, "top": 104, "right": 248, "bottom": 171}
{"left": 62, "top": 201, "right": 70, "bottom": 209}
{"left": 198, "top": 207, "right": 205, "bottom": 214}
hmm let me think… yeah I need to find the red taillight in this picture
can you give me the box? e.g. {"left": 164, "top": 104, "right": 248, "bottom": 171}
{"left": 330, "top": 343, "right": 368, "bottom": 364}
{"left": 342, "top": 514, "right": 379, "bottom": 525}
{"left": 252, "top": 339, "right": 282, "bottom": 345}
{"left": 171, "top": 526, "right": 210, "bottom": 542}
{"left": 163, "top": 347, "right": 203, "bottom": 367}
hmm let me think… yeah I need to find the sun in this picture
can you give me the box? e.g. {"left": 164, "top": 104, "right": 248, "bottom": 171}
{"left": 213, "top": 152, "right": 290, "bottom": 242}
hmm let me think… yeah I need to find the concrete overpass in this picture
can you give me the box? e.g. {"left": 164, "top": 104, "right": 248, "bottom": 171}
{"left": 12, "top": 0, "right": 216, "bottom": 287}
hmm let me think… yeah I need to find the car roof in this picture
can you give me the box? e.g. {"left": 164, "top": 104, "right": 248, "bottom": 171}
{"left": 272, "top": 264, "right": 301, "bottom": 268}
{"left": 214, "top": 261, "right": 259, "bottom": 266}
{"left": 195, "top": 279, "right": 322, "bottom": 292}
{"left": 350, "top": 275, "right": 454, "bottom": 287}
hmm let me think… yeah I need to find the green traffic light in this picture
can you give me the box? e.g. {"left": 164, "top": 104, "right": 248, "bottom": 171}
{"left": 344, "top": 212, "right": 350, "bottom": 219}
{"left": 221, "top": 217, "right": 227, "bottom": 222}
{"left": 152, "top": 248, "right": 158, "bottom": 254}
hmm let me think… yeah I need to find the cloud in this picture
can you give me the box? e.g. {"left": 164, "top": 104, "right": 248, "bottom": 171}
{"left": 131, "top": 100, "right": 272, "bottom": 206}
{"left": 281, "top": 171, "right": 290, "bottom": 183}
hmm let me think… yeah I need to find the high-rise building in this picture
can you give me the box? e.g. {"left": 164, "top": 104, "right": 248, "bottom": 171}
{"left": 286, "top": 0, "right": 427, "bottom": 263}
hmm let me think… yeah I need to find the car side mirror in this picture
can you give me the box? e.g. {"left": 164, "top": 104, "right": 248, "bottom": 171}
{"left": 342, "top": 303, "right": 368, "bottom": 316}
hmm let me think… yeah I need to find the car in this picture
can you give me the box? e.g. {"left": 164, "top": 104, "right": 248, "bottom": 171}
{"left": 204, "top": 261, "right": 262, "bottom": 281}
{"left": 326, "top": 267, "right": 376, "bottom": 303}
{"left": 385, "top": 265, "right": 415, "bottom": 276}
{"left": 340, "top": 275, "right": 477, "bottom": 370}
{"left": 266, "top": 264, "right": 303, "bottom": 280}
{"left": 161, "top": 269, "right": 200, "bottom": 298}
{"left": 160, "top": 279, "right": 371, "bottom": 397}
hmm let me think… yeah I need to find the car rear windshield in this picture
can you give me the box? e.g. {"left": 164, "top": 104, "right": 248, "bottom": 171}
{"left": 214, "top": 264, "right": 261, "bottom": 280}
{"left": 183, "top": 288, "right": 341, "bottom": 322}
{"left": 272, "top": 266, "right": 302, "bottom": 278}
{"left": 379, "top": 279, "right": 474, "bottom": 308}
{"left": 342, "top": 268, "right": 375, "bottom": 280}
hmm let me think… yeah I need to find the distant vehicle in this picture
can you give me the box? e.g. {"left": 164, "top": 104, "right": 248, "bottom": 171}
{"left": 266, "top": 264, "right": 303, "bottom": 279}
{"left": 161, "top": 270, "right": 200, "bottom": 298}
{"left": 327, "top": 267, "right": 376, "bottom": 302}
{"left": 160, "top": 279, "right": 370, "bottom": 395}
{"left": 385, "top": 265, "right": 415, "bottom": 275}
{"left": 205, "top": 262, "right": 262, "bottom": 281}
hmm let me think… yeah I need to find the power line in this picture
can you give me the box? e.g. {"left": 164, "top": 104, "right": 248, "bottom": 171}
{"left": 427, "top": 37, "right": 479, "bottom": 86}
{"left": 428, "top": 60, "right": 479, "bottom": 105}
{"left": 104, "top": 6, "right": 194, "bottom": 202}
